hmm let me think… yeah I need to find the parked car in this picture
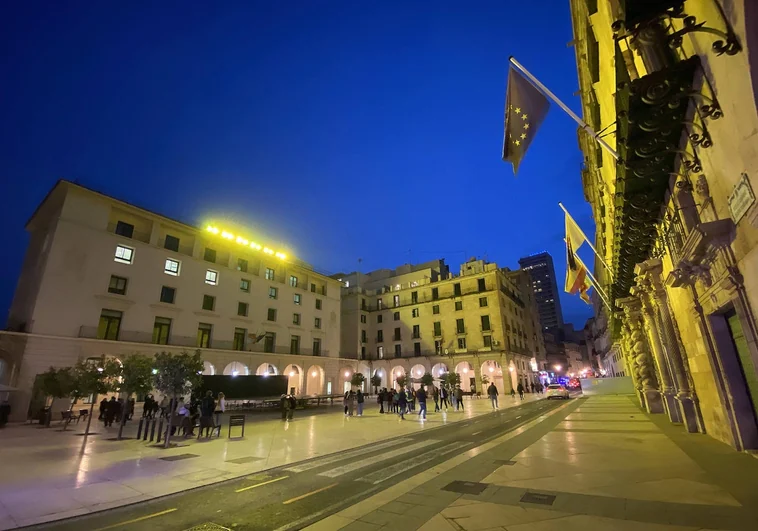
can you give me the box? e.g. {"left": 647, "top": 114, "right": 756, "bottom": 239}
{"left": 546, "top": 384, "right": 570, "bottom": 400}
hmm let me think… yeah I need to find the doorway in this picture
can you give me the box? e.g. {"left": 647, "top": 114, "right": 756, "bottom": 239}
{"left": 725, "top": 309, "right": 758, "bottom": 423}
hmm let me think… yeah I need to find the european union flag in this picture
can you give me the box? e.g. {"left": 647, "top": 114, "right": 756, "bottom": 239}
{"left": 502, "top": 66, "right": 550, "bottom": 175}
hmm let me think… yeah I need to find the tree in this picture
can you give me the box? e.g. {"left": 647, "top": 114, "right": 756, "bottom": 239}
{"left": 481, "top": 374, "right": 490, "bottom": 386}
{"left": 420, "top": 372, "right": 434, "bottom": 387}
{"left": 71, "top": 357, "right": 121, "bottom": 436}
{"left": 152, "top": 350, "right": 204, "bottom": 448}
{"left": 370, "top": 373, "right": 382, "bottom": 393}
{"left": 37, "top": 367, "right": 75, "bottom": 428}
{"left": 396, "top": 374, "right": 407, "bottom": 389}
{"left": 350, "top": 372, "right": 365, "bottom": 390}
{"left": 443, "top": 372, "right": 461, "bottom": 389}
{"left": 114, "top": 354, "right": 156, "bottom": 440}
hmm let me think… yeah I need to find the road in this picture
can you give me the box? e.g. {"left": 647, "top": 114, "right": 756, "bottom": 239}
{"left": 32, "top": 398, "right": 563, "bottom": 531}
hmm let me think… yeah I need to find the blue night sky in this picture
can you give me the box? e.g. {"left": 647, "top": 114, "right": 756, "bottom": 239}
{"left": 0, "top": 0, "right": 595, "bottom": 328}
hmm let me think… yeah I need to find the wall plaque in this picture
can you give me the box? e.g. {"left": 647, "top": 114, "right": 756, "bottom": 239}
{"left": 727, "top": 173, "right": 755, "bottom": 224}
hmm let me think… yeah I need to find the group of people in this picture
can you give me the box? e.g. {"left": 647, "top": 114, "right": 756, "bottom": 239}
{"left": 343, "top": 389, "right": 365, "bottom": 416}
{"left": 98, "top": 396, "right": 135, "bottom": 427}
{"left": 372, "top": 384, "right": 467, "bottom": 420}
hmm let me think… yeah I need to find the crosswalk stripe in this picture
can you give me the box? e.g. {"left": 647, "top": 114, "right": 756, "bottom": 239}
{"left": 284, "top": 438, "right": 413, "bottom": 473}
{"left": 318, "top": 439, "right": 439, "bottom": 478}
{"left": 356, "top": 441, "right": 470, "bottom": 485}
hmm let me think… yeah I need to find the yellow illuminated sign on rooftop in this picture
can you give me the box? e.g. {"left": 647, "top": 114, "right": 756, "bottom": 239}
{"left": 206, "top": 225, "right": 287, "bottom": 260}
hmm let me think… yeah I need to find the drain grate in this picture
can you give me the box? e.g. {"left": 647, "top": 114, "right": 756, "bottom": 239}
{"left": 184, "top": 524, "right": 231, "bottom": 531}
{"left": 159, "top": 453, "right": 200, "bottom": 462}
{"left": 226, "top": 456, "right": 262, "bottom": 464}
{"left": 493, "top": 459, "right": 517, "bottom": 466}
{"left": 442, "top": 480, "right": 488, "bottom": 495}
{"left": 520, "top": 492, "right": 556, "bottom": 505}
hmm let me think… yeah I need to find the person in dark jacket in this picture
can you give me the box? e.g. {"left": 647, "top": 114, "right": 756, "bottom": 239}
{"left": 487, "top": 382, "right": 499, "bottom": 410}
{"left": 287, "top": 394, "right": 296, "bottom": 420}
{"left": 440, "top": 386, "right": 449, "bottom": 410}
{"left": 104, "top": 397, "right": 119, "bottom": 427}
{"left": 356, "top": 390, "right": 365, "bottom": 416}
{"left": 517, "top": 383, "right": 525, "bottom": 400}
{"left": 99, "top": 397, "right": 108, "bottom": 421}
{"left": 199, "top": 391, "right": 215, "bottom": 438}
{"left": 416, "top": 386, "right": 427, "bottom": 420}
{"left": 377, "top": 389, "right": 384, "bottom": 413}
{"left": 455, "top": 386, "right": 464, "bottom": 411}
{"left": 397, "top": 388, "right": 407, "bottom": 420}
{"left": 432, "top": 386, "right": 440, "bottom": 412}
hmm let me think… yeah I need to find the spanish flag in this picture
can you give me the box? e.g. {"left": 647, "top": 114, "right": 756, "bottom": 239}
{"left": 565, "top": 215, "right": 592, "bottom": 305}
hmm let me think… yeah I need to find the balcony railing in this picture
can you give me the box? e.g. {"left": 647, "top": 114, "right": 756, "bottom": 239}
{"left": 365, "top": 286, "right": 495, "bottom": 312}
{"left": 107, "top": 223, "right": 151, "bottom": 244}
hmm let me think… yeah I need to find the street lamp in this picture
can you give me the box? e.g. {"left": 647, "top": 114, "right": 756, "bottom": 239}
{"left": 554, "top": 364, "right": 562, "bottom": 372}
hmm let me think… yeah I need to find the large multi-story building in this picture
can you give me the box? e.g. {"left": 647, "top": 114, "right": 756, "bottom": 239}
{"left": 518, "top": 252, "right": 564, "bottom": 331}
{"left": 336, "top": 258, "right": 546, "bottom": 395}
{"left": 0, "top": 180, "right": 346, "bottom": 420}
{"left": 570, "top": 0, "right": 758, "bottom": 451}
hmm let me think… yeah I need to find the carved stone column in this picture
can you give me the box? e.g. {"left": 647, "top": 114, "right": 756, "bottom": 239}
{"left": 617, "top": 296, "right": 664, "bottom": 414}
{"left": 638, "top": 259, "right": 702, "bottom": 432}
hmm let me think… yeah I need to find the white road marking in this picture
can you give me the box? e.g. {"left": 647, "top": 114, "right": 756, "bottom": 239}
{"left": 284, "top": 438, "right": 412, "bottom": 473}
{"left": 318, "top": 439, "right": 439, "bottom": 478}
{"left": 357, "top": 441, "right": 470, "bottom": 485}
{"left": 472, "top": 431, "right": 481, "bottom": 436}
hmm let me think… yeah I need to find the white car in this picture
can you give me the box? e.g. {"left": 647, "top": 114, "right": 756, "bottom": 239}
{"left": 545, "top": 384, "right": 570, "bottom": 400}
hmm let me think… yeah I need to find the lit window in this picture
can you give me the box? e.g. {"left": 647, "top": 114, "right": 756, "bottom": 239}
{"left": 114, "top": 245, "right": 134, "bottom": 264}
{"left": 265, "top": 268, "right": 275, "bottom": 280}
{"left": 205, "top": 270, "right": 218, "bottom": 285}
{"left": 294, "top": 294, "right": 301, "bottom": 305}
{"left": 164, "top": 258, "right": 180, "bottom": 276}
{"left": 240, "top": 279, "right": 250, "bottom": 292}
{"left": 289, "top": 275, "right": 298, "bottom": 288}
{"left": 269, "top": 287, "right": 278, "bottom": 299}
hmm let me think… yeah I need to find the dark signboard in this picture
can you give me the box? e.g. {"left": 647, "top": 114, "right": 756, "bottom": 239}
{"left": 198, "top": 375, "right": 287, "bottom": 399}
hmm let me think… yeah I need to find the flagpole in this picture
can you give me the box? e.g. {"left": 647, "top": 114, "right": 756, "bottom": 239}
{"left": 509, "top": 57, "right": 619, "bottom": 161}
{"left": 573, "top": 252, "right": 613, "bottom": 312}
{"left": 559, "top": 202, "right": 614, "bottom": 282}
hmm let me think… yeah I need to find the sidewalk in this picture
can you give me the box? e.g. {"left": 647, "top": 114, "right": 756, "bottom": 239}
{"left": 308, "top": 395, "right": 758, "bottom": 531}
{"left": 0, "top": 394, "right": 540, "bottom": 530}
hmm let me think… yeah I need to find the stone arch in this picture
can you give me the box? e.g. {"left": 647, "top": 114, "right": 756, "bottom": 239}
{"left": 255, "top": 363, "right": 278, "bottom": 376}
{"left": 356, "top": 362, "right": 371, "bottom": 392}
{"left": 223, "top": 362, "right": 249, "bottom": 376}
{"left": 305, "top": 365, "right": 325, "bottom": 395}
{"left": 481, "top": 360, "right": 506, "bottom": 396}
{"left": 454, "top": 361, "right": 473, "bottom": 392}
{"left": 283, "top": 364, "right": 303, "bottom": 395}
{"left": 409, "top": 363, "right": 428, "bottom": 389}
{"left": 431, "top": 363, "right": 449, "bottom": 380}
{"left": 339, "top": 366, "right": 354, "bottom": 394}
{"left": 202, "top": 361, "right": 216, "bottom": 376}
{"left": 391, "top": 365, "right": 406, "bottom": 390}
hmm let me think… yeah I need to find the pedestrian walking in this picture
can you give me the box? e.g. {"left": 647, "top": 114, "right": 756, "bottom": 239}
{"left": 199, "top": 390, "right": 215, "bottom": 438}
{"left": 213, "top": 392, "right": 225, "bottom": 436}
{"left": 392, "top": 389, "right": 399, "bottom": 413}
{"left": 487, "top": 382, "right": 499, "bottom": 410}
{"left": 417, "top": 386, "right": 427, "bottom": 420}
{"left": 397, "top": 387, "right": 407, "bottom": 420}
{"left": 127, "top": 397, "right": 136, "bottom": 420}
{"left": 450, "top": 387, "right": 458, "bottom": 410}
{"left": 433, "top": 386, "right": 440, "bottom": 412}
{"left": 347, "top": 390, "right": 356, "bottom": 416}
{"left": 455, "top": 386, "right": 464, "bottom": 411}
{"left": 440, "top": 386, "right": 449, "bottom": 410}
{"left": 281, "top": 394, "right": 290, "bottom": 420}
{"left": 383, "top": 388, "right": 391, "bottom": 414}
{"left": 98, "top": 397, "right": 108, "bottom": 421}
{"left": 159, "top": 396, "right": 169, "bottom": 418}
{"left": 517, "top": 383, "right": 525, "bottom": 400}
{"left": 344, "top": 390, "right": 350, "bottom": 415}
{"left": 530, "top": 382, "right": 535, "bottom": 394}
{"left": 104, "top": 396, "right": 118, "bottom": 427}
{"left": 510, "top": 388, "right": 516, "bottom": 399}
{"left": 287, "top": 394, "right": 296, "bottom": 420}
{"left": 356, "top": 390, "right": 365, "bottom": 416}
{"left": 378, "top": 389, "right": 384, "bottom": 413}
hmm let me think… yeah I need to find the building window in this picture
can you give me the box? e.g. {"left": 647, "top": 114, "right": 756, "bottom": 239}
{"left": 202, "top": 294, "right": 215, "bottom": 311}
{"left": 432, "top": 305, "right": 440, "bottom": 315}
{"left": 310, "top": 283, "right": 316, "bottom": 293}
{"left": 108, "top": 275, "right": 127, "bottom": 295}
{"left": 361, "top": 330, "right": 367, "bottom": 343}
{"left": 377, "top": 346, "right": 384, "bottom": 359}
{"left": 412, "top": 308, "right": 419, "bottom": 318}
{"left": 394, "top": 327, "right": 401, "bottom": 341}
{"left": 394, "top": 344, "right": 402, "bottom": 358}
{"left": 377, "top": 314, "right": 383, "bottom": 324}
{"left": 165, "top": 258, "right": 180, "bottom": 276}
{"left": 435, "top": 340, "right": 442, "bottom": 355}
{"left": 377, "top": 299, "right": 384, "bottom": 310}
{"left": 454, "top": 283, "right": 461, "bottom": 296}
{"left": 315, "top": 317, "right": 321, "bottom": 329}
{"left": 205, "top": 270, "right": 218, "bottom": 285}
{"left": 152, "top": 317, "right": 171, "bottom": 345}
{"left": 433, "top": 321, "right": 441, "bottom": 337}
{"left": 115, "top": 221, "right": 134, "bottom": 238}
{"left": 114, "top": 245, "right": 134, "bottom": 264}
{"left": 164, "top": 234, "right": 180, "bottom": 252}
{"left": 160, "top": 286, "right": 176, "bottom": 304}
{"left": 265, "top": 268, "right": 275, "bottom": 280}
{"left": 289, "top": 275, "right": 298, "bottom": 288}
{"left": 478, "top": 278, "right": 486, "bottom": 292}
{"left": 204, "top": 248, "right": 216, "bottom": 263}
{"left": 294, "top": 293, "right": 301, "bottom": 305}
{"left": 360, "top": 314, "right": 367, "bottom": 324}
{"left": 238, "top": 302, "right": 249, "bottom": 317}
{"left": 290, "top": 335, "right": 300, "bottom": 355}
{"left": 414, "top": 342, "right": 421, "bottom": 356}
{"left": 483, "top": 335, "right": 492, "bottom": 348}
{"left": 455, "top": 301, "right": 463, "bottom": 311}
{"left": 267, "top": 308, "right": 277, "bottom": 321}
{"left": 293, "top": 313, "right": 301, "bottom": 325}
{"left": 393, "top": 295, "right": 400, "bottom": 307}
{"left": 269, "top": 287, "right": 278, "bottom": 299}
{"left": 432, "top": 287, "right": 439, "bottom": 300}
{"left": 361, "top": 299, "right": 367, "bottom": 310}
{"left": 197, "top": 323, "right": 212, "bottom": 348}
{"left": 264, "top": 332, "right": 276, "bottom": 353}
{"left": 411, "top": 291, "right": 418, "bottom": 304}
{"left": 313, "top": 338, "right": 321, "bottom": 356}
{"left": 481, "top": 315, "right": 491, "bottom": 331}
{"left": 361, "top": 346, "right": 366, "bottom": 359}
{"left": 233, "top": 328, "right": 246, "bottom": 351}
{"left": 316, "top": 299, "right": 322, "bottom": 310}
{"left": 97, "top": 309, "right": 122, "bottom": 340}
{"left": 377, "top": 329, "right": 383, "bottom": 342}
{"left": 456, "top": 318, "right": 465, "bottom": 334}
{"left": 412, "top": 324, "right": 420, "bottom": 339}
{"left": 458, "top": 337, "right": 467, "bottom": 350}
{"left": 393, "top": 311, "right": 400, "bottom": 321}
{"left": 240, "top": 279, "right": 250, "bottom": 292}
{"left": 479, "top": 297, "right": 488, "bottom": 307}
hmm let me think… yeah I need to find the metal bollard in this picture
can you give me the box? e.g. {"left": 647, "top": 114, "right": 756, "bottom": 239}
{"left": 152, "top": 418, "right": 161, "bottom": 442}
{"left": 143, "top": 419, "right": 151, "bottom": 441}
{"left": 136, "top": 418, "right": 144, "bottom": 440}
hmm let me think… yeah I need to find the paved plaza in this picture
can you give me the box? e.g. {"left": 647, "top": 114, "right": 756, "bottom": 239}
{"left": 0, "top": 395, "right": 537, "bottom": 530}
